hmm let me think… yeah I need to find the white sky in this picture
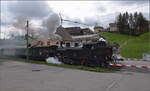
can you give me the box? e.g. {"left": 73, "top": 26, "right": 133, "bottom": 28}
{"left": 48, "top": 1, "right": 149, "bottom": 19}
{"left": 0, "top": 1, "right": 149, "bottom": 39}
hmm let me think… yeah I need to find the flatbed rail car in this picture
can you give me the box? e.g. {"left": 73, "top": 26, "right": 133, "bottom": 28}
{"left": 0, "top": 41, "right": 114, "bottom": 67}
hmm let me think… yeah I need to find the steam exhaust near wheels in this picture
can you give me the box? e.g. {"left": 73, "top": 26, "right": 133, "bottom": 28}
{"left": 46, "top": 57, "right": 62, "bottom": 64}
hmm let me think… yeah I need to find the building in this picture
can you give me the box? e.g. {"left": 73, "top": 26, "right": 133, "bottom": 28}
{"left": 72, "top": 34, "right": 99, "bottom": 43}
{"left": 109, "top": 23, "right": 118, "bottom": 32}
{"left": 55, "top": 26, "right": 99, "bottom": 47}
{"left": 30, "top": 40, "right": 60, "bottom": 47}
{"left": 82, "top": 28, "right": 94, "bottom": 35}
{"left": 94, "top": 26, "right": 104, "bottom": 33}
{"left": 62, "top": 27, "right": 93, "bottom": 35}
{"left": 55, "top": 26, "right": 73, "bottom": 41}
{"left": 31, "top": 26, "right": 100, "bottom": 48}
{"left": 55, "top": 26, "right": 73, "bottom": 47}
{"left": 64, "top": 27, "right": 84, "bottom": 36}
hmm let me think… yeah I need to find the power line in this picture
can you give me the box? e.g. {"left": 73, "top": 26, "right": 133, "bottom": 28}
{"left": 59, "top": 13, "right": 91, "bottom": 27}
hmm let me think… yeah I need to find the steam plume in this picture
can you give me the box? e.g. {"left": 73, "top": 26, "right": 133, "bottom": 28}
{"left": 8, "top": 12, "right": 61, "bottom": 41}
{"left": 33, "top": 13, "right": 61, "bottom": 40}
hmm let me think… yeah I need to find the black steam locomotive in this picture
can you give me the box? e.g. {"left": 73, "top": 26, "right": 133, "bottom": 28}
{"left": 0, "top": 41, "right": 113, "bottom": 67}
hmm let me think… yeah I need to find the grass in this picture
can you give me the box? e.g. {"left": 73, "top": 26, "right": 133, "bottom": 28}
{"left": 12, "top": 58, "right": 114, "bottom": 73}
{"left": 101, "top": 32, "right": 135, "bottom": 45}
{"left": 101, "top": 32, "right": 150, "bottom": 59}
{"left": 121, "top": 32, "right": 150, "bottom": 59}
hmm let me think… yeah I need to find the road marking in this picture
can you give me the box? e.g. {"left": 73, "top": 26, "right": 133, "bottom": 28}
{"left": 105, "top": 81, "right": 117, "bottom": 91}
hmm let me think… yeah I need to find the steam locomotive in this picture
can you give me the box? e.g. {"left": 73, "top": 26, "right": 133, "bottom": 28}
{"left": 0, "top": 41, "right": 113, "bottom": 68}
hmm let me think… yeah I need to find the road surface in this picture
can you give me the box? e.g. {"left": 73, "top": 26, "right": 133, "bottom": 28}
{"left": 0, "top": 59, "right": 150, "bottom": 91}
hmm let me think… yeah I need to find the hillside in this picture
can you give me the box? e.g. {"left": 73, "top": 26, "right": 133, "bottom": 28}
{"left": 101, "top": 32, "right": 150, "bottom": 59}
{"left": 101, "top": 32, "right": 135, "bottom": 45}
{"left": 121, "top": 32, "right": 150, "bottom": 59}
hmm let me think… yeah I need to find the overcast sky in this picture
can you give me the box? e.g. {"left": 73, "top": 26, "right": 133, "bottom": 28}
{"left": 0, "top": 0, "right": 149, "bottom": 38}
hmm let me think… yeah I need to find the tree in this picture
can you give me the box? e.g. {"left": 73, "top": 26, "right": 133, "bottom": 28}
{"left": 117, "top": 13, "right": 123, "bottom": 34}
{"left": 129, "top": 13, "right": 134, "bottom": 35}
{"left": 136, "top": 12, "right": 149, "bottom": 35}
{"left": 116, "top": 12, "right": 149, "bottom": 36}
{"left": 124, "top": 12, "right": 130, "bottom": 34}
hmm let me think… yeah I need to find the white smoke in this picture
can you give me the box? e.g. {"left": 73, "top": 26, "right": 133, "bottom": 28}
{"left": 12, "top": 16, "right": 27, "bottom": 30}
{"left": 8, "top": 12, "right": 61, "bottom": 41}
{"left": 46, "top": 57, "right": 62, "bottom": 64}
{"left": 7, "top": 1, "right": 61, "bottom": 41}
{"left": 8, "top": 17, "right": 27, "bottom": 37}
{"left": 43, "top": 13, "right": 60, "bottom": 34}
{"left": 8, "top": 26, "right": 25, "bottom": 38}
{"left": 28, "top": 13, "right": 61, "bottom": 41}
{"left": 40, "top": 13, "right": 61, "bottom": 40}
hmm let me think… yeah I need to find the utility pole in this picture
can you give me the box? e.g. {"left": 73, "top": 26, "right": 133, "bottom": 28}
{"left": 26, "top": 20, "right": 29, "bottom": 60}
{"left": 0, "top": 29, "right": 1, "bottom": 40}
{"left": 59, "top": 13, "right": 63, "bottom": 26}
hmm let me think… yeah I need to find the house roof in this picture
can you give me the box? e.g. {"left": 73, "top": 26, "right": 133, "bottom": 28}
{"left": 109, "top": 23, "right": 117, "bottom": 27}
{"left": 55, "top": 26, "right": 73, "bottom": 41}
{"left": 55, "top": 26, "right": 98, "bottom": 41}
{"left": 64, "top": 27, "right": 84, "bottom": 36}
{"left": 94, "top": 26, "right": 104, "bottom": 29}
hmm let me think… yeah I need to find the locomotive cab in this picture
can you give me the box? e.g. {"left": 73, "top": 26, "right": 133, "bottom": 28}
{"left": 82, "top": 40, "right": 107, "bottom": 49}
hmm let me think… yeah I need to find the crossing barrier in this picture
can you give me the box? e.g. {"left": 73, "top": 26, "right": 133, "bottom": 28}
{"left": 110, "top": 63, "right": 149, "bottom": 69}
